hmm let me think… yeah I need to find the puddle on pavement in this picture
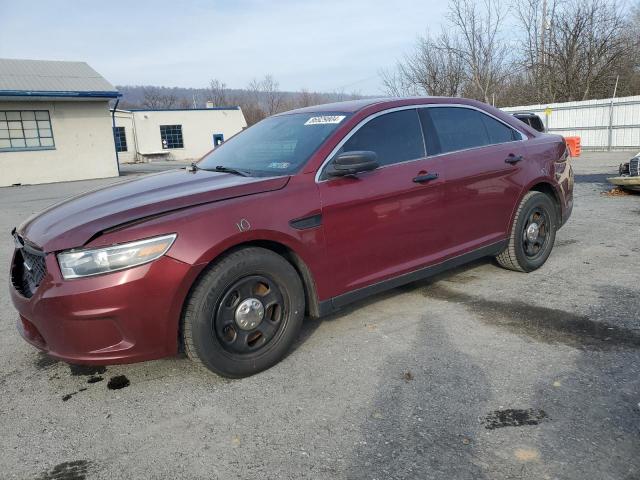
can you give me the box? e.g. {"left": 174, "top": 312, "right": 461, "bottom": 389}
{"left": 422, "top": 284, "right": 640, "bottom": 350}
{"left": 61, "top": 388, "right": 88, "bottom": 402}
{"left": 69, "top": 365, "right": 106, "bottom": 376}
{"left": 555, "top": 239, "right": 579, "bottom": 246}
{"left": 483, "top": 409, "right": 547, "bottom": 429}
{"left": 35, "top": 353, "right": 59, "bottom": 369}
{"left": 36, "top": 460, "right": 92, "bottom": 480}
{"left": 61, "top": 393, "right": 75, "bottom": 402}
{"left": 107, "top": 375, "right": 130, "bottom": 390}
{"left": 87, "top": 376, "right": 103, "bottom": 384}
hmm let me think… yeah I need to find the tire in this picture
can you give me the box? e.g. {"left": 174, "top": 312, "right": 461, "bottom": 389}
{"left": 182, "top": 247, "right": 305, "bottom": 378}
{"left": 496, "top": 191, "right": 557, "bottom": 272}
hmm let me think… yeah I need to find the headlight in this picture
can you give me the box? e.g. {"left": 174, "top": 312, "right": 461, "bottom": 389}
{"left": 57, "top": 234, "right": 177, "bottom": 279}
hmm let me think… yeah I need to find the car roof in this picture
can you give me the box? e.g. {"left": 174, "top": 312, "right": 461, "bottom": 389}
{"left": 280, "top": 96, "right": 482, "bottom": 115}
{"left": 282, "top": 98, "right": 390, "bottom": 114}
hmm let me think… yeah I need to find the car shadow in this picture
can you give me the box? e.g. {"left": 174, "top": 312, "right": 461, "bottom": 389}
{"left": 289, "top": 258, "right": 495, "bottom": 355}
{"left": 574, "top": 173, "right": 612, "bottom": 184}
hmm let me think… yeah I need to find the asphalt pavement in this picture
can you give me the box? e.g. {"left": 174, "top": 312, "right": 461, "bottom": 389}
{"left": 0, "top": 152, "right": 638, "bottom": 480}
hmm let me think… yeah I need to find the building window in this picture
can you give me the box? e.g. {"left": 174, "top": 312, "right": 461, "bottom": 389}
{"left": 160, "top": 125, "right": 183, "bottom": 149}
{"left": 113, "top": 126, "right": 127, "bottom": 152}
{"left": 0, "top": 110, "right": 55, "bottom": 150}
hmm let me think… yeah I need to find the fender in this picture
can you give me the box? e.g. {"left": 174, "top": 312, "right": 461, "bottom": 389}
{"left": 508, "top": 176, "right": 563, "bottom": 233}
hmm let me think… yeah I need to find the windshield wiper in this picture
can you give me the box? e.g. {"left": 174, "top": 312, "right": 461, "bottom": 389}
{"left": 188, "top": 164, "right": 252, "bottom": 177}
{"left": 212, "top": 165, "right": 252, "bottom": 177}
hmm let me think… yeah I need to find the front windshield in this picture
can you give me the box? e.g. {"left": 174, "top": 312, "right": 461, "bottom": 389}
{"left": 198, "top": 112, "right": 350, "bottom": 176}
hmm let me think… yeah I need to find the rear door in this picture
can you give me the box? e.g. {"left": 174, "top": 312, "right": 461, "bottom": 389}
{"left": 419, "top": 106, "right": 527, "bottom": 254}
{"left": 317, "top": 108, "right": 446, "bottom": 297}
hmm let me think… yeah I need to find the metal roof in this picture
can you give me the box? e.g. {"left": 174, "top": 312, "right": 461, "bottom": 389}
{"left": 0, "top": 58, "right": 119, "bottom": 99}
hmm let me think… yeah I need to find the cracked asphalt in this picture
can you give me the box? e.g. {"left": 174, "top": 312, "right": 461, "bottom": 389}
{"left": 1, "top": 153, "right": 639, "bottom": 480}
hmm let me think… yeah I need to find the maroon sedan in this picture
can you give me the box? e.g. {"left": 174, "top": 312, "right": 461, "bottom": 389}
{"left": 10, "top": 98, "right": 573, "bottom": 377}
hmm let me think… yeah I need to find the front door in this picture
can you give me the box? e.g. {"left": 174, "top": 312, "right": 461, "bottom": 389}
{"left": 317, "top": 108, "right": 446, "bottom": 299}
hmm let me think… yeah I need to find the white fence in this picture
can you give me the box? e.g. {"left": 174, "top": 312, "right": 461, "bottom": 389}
{"left": 502, "top": 95, "right": 640, "bottom": 151}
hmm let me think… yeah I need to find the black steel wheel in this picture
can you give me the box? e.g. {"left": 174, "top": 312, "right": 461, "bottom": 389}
{"left": 522, "top": 207, "right": 550, "bottom": 260}
{"left": 182, "top": 247, "right": 305, "bottom": 378}
{"left": 214, "top": 275, "right": 285, "bottom": 354}
{"left": 496, "top": 191, "right": 557, "bottom": 272}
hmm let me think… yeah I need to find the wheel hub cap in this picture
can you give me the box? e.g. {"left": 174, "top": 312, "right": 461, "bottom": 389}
{"left": 526, "top": 222, "right": 540, "bottom": 242}
{"left": 234, "top": 298, "right": 265, "bottom": 330}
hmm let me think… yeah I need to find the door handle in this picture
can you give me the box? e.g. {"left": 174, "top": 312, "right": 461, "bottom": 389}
{"left": 505, "top": 154, "right": 524, "bottom": 164}
{"left": 413, "top": 172, "right": 439, "bottom": 183}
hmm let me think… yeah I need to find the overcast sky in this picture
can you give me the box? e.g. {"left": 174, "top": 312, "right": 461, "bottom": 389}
{"left": 0, "top": 0, "right": 448, "bottom": 95}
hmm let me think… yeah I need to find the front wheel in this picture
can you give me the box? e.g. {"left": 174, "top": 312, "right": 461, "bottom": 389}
{"left": 182, "top": 247, "right": 305, "bottom": 378}
{"left": 496, "top": 191, "right": 557, "bottom": 272}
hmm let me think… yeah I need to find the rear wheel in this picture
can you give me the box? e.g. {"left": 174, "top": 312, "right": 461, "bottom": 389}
{"left": 496, "top": 191, "right": 557, "bottom": 272}
{"left": 182, "top": 247, "right": 305, "bottom": 378}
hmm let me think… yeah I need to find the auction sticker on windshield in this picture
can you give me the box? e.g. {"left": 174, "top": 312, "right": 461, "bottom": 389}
{"left": 304, "top": 115, "right": 346, "bottom": 125}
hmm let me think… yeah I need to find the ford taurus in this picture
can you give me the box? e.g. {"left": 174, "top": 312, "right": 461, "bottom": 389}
{"left": 10, "top": 97, "right": 574, "bottom": 377}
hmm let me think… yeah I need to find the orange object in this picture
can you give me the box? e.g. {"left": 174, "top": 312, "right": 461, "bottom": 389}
{"left": 564, "top": 136, "right": 581, "bottom": 157}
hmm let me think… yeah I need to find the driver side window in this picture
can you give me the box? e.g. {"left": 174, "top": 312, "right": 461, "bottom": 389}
{"left": 338, "top": 109, "right": 425, "bottom": 167}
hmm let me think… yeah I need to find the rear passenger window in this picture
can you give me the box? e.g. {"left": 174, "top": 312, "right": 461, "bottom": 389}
{"left": 339, "top": 109, "right": 425, "bottom": 166}
{"left": 421, "top": 107, "right": 517, "bottom": 155}
{"left": 480, "top": 114, "right": 519, "bottom": 143}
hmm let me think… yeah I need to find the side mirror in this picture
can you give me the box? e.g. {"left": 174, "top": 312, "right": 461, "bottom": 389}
{"left": 327, "top": 151, "right": 379, "bottom": 177}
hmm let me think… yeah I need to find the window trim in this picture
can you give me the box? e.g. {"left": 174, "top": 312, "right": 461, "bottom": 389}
{"left": 159, "top": 124, "right": 184, "bottom": 150}
{"left": 0, "top": 110, "right": 56, "bottom": 152}
{"left": 317, "top": 107, "right": 427, "bottom": 181}
{"left": 336, "top": 108, "right": 426, "bottom": 173}
{"left": 113, "top": 126, "right": 128, "bottom": 152}
{"left": 423, "top": 105, "right": 525, "bottom": 158}
{"left": 315, "top": 103, "right": 526, "bottom": 183}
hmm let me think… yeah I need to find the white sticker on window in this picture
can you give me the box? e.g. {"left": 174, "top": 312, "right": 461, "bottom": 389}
{"left": 304, "top": 115, "right": 346, "bottom": 125}
{"left": 268, "top": 162, "right": 291, "bottom": 169}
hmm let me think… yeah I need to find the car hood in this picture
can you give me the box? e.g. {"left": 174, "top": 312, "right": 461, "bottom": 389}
{"left": 18, "top": 169, "right": 290, "bottom": 252}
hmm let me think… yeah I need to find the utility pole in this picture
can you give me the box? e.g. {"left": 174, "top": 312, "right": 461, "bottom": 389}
{"left": 607, "top": 75, "right": 619, "bottom": 152}
{"left": 540, "top": 0, "right": 548, "bottom": 67}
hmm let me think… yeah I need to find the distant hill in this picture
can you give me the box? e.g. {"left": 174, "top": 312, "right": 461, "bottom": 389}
{"left": 114, "top": 85, "right": 365, "bottom": 110}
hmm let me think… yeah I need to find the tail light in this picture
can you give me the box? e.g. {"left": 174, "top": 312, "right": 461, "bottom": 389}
{"left": 558, "top": 138, "right": 570, "bottom": 163}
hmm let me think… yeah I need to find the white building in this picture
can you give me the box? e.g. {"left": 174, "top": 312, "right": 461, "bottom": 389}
{"left": 0, "top": 58, "right": 120, "bottom": 187}
{"left": 112, "top": 107, "right": 247, "bottom": 163}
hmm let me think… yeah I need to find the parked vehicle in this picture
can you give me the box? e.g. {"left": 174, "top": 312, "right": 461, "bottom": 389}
{"left": 608, "top": 152, "right": 640, "bottom": 191}
{"left": 10, "top": 98, "right": 574, "bottom": 377}
{"left": 512, "top": 112, "right": 546, "bottom": 132}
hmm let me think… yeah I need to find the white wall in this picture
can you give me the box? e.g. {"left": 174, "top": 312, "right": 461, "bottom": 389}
{"left": 0, "top": 100, "right": 119, "bottom": 186}
{"left": 112, "top": 109, "right": 137, "bottom": 164}
{"left": 503, "top": 95, "right": 640, "bottom": 150}
{"left": 114, "top": 108, "right": 247, "bottom": 162}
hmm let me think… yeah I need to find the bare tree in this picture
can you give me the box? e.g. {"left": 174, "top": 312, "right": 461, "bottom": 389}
{"left": 512, "top": 0, "right": 638, "bottom": 102}
{"left": 380, "top": 66, "right": 421, "bottom": 96}
{"left": 447, "top": 0, "right": 510, "bottom": 103}
{"left": 208, "top": 78, "right": 229, "bottom": 107}
{"left": 260, "top": 74, "right": 285, "bottom": 115}
{"left": 384, "top": 0, "right": 640, "bottom": 106}
{"left": 381, "top": 0, "right": 507, "bottom": 102}
{"left": 544, "top": 0, "right": 632, "bottom": 101}
{"left": 296, "top": 88, "right": 326, "bottom": 107}
{"left": 141, "top": 87, "right": 177, "bottom": 109}
{"left": 387, "top": 33, "right": 465, "bottom": 96}
{"left": 514, "top": 0, "right": 559, "bottom": 102}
